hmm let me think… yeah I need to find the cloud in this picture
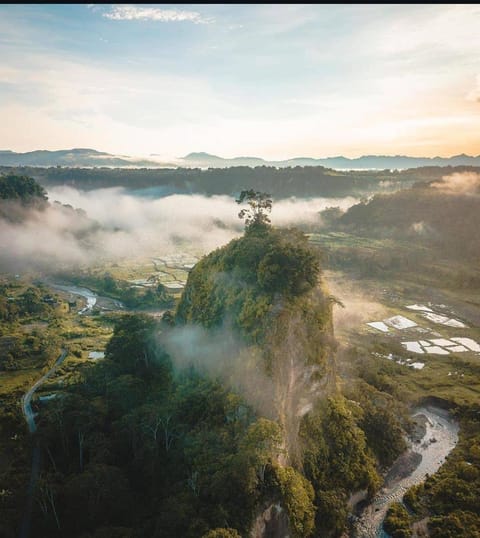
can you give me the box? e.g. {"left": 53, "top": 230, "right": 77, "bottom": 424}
{"left": 0, "top": 187, "right": 359, "bottom": 273}
{"left": 3, "top": 5, "right": 480, "bottom": 158}
{"left": 161, "top": 323, "right": 278, "bottom": 420}
{"left": 466, "top": 74, "right": 480, "bottom": 103}
{"left": 325, "top": 273, "right": 387, "bottom": 334}
{"left": 103, "top": 5, "right": 213, "bottom": 24}
{"left": 431, "top": 172, "right": 480, "bottom": 196}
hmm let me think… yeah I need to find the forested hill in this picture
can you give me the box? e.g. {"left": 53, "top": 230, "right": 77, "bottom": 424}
{"left": 18, "top": 201, "right": 410, "bottom": 538}
{"left": 337, "top": 176, "right": 480, "bottom": 262}
{"left": 0, "top": 174, "right": 47, "bottom": 206}
{"left": 2, "top": 164, "right": 480, "bottom": 198}
{"left": 0, "top": 174, "right": 50, "bottom": 224}
{"left": 176, "top": 221, "right": 336, "bottom": 459}
{"left": 173, "top": 216, "right": 387, "bottom": 535}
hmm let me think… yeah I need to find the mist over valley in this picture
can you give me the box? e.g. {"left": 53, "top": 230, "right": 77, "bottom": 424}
{"left": 2, "top": 4, "right": 480, "bottom": 538}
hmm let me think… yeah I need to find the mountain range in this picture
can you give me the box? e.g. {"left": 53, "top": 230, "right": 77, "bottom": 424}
{"left": 2, "top": 148, "right": 480, "bottom": 170}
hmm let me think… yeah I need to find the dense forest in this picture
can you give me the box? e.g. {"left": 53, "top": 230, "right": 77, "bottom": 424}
{"left": 5, "top": 195, "right": 408, "bottom": 538}
{"left": 335, "top": 176, "right": 480, "bottom": 262}
{"left": 2, "top": 176, "right": 480, "bottom": 537}
{"left": 2, "top": 164, "right": 479, "bottom": 198}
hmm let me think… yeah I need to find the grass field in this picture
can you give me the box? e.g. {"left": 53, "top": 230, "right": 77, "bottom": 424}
{"left": 321, "top": 233, "right": 480, "bottom": 409}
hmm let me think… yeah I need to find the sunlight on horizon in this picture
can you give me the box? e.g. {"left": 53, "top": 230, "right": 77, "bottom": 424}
{"left": 1, "top": 4, "right": 479, "bottom": 159}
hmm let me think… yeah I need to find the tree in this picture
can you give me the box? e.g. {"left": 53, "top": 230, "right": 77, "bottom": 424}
{"left": 63, "top": 464, "right": 131, "bottom": 531}
{"left": 0, "top": 174, "right": 48, "bottom": 204}
{"left": 105, "top": 314, "right": 166, "bottom": 377}
{"left": 274, "top": 465, "right": 315, "bottom": 538}
{"left": 383, "top": 503, "right": 411, "bottom": 538}
{"left": 235, "top": 190, "right": 272, "bottom": 229}
{"left": 256, "top": 240, "right": 320, "bottom": 296}
{"left": 239, "top": 418, "right": 283, "bottom": 482}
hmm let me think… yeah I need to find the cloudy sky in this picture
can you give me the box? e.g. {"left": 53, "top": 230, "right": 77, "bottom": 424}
{"left": 1, "top": 4, "right": 479, "bottom": 159}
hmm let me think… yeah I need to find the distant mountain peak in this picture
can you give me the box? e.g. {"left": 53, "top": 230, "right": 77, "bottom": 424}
{"left": 1, "top": 148, "right": 480, "bottom": 170}
{"left": 183, "top": 152, "right": 223, "bottom": 160}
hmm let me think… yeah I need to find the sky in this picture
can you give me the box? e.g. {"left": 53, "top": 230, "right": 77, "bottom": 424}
{"left": 1, "top": 3, "right": 480, "bottom": 160}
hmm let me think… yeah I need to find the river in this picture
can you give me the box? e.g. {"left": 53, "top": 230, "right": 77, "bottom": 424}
{"left": 46, "top": 282, "right": 125, "bottom": 313}
{"left": 46, "top": 283, "right": 98, "bottom": 313}
{"left": 353, "top": 405, "right": 459, "bottom": 538}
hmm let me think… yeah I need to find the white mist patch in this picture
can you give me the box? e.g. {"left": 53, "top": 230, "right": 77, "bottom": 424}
{"left": 1, "top": 187, "right": 360, "bottom": 272}
{"left": 432, "top": 171, "right": 480, "bottom": 196}
{"left": 160, "top": 324, "right": 277, "bottom": 419}
{"left": 324, "top": 272, "right": 388, "bottom": 334}
{"left": 49, "top": 187, "right": 360, "bottom": 231}
{"left": 270, "top": 196, "right": 360, "bottom": 226}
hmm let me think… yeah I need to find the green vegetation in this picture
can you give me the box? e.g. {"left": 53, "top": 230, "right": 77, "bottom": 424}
{"left": 272, "top": 465, "right": 315, "bottom": 537}
{"left": 0, "top": 279, "right": 65, "bottom": 535}
{"left": 176, "top": 224, "right": 321, "bottom": 342}
{"left": 54, "top": 269, "right": 176, "bottom": 311}
{"left": 0, "top": 164, "right": 404, "bottom": 198}
{"left": 201, "top": 529, "right": 241, "bottom": 538}
{"left": 346, "top": 380, "right": 408, "bottom": 468}
{"left": 337, "top": 182, "right": 480, "bottom": 263}
{"left": 28, "top": 313, "right": 314, "bottom": 537}
{"left": 3, "top": 172, "right": 480, "bottom": 537}
{"left": 383, "top": 502, "right": 411, "bottom": 538}
{"left": 6, "top": 213, "right": 399, "bottom": 538}
{"left": 300, "top": 396, "right": 381, "bottom": 535}
{"left": 0, "top": 281, "right": 61, "bottom": 372}
{"left": 0, "top": 173, "right": 47, "bottom": 204}
{"left": 4, "top": 163, "right": 475, "bottom": 199}
{"left": 399, "top": 403, "right": 480, "bottom": 537}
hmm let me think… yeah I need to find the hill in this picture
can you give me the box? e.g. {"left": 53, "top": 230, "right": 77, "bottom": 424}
{"left": 337, "top": 172, "right": 480, "bottom": 262}
{"left": 3, "top": 148, "right": 480, "bottom": 169}
{"left": 181, "top": 152, "right": 480, "bottom": 170}
{"left": 0, "top": 148, "right": 167, "bottom": 168}
{"left": 5, "top": 164, "right": 480, "bottom": 199}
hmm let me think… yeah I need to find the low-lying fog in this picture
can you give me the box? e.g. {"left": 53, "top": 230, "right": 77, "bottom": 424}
{"left": 0, "top": 186, "right": 359, "bottom": 272}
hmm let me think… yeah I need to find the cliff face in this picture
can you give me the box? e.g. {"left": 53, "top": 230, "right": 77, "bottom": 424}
{"left": 176, "top": 224, "right": 336, "bottom": 465}
{"left": 250, "top": 503, "right": 290, "bottom": 538}
{"left": 264, "top": 289, "right": 337, "bottom": 467}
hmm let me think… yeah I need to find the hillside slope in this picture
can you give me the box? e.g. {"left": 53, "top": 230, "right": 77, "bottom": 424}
{"left": 176, "top": 222, "right": 336, "bottom": 464}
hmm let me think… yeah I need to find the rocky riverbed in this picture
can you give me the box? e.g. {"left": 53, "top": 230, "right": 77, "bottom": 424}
{"left": 352, "top": 405, "right": 459, "bottom": 537}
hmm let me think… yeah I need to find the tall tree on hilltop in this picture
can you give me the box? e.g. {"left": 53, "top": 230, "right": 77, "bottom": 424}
{"left": 235, "top": 190, "right": 272, "bottom": 229}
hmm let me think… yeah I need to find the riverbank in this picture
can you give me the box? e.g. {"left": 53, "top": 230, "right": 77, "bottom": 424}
{"left": 44, "top": 281, "right": 124, "bottom": 313}
{"left": 352, "top": 405, "right": 459, "bottom": 537}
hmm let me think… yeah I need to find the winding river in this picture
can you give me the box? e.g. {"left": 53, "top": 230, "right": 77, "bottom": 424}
{"left": 47, "top": 283, "right": 98, "bottom": 313}
{"left": 353, "top": 405, "right": 459, "bottom": 538}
